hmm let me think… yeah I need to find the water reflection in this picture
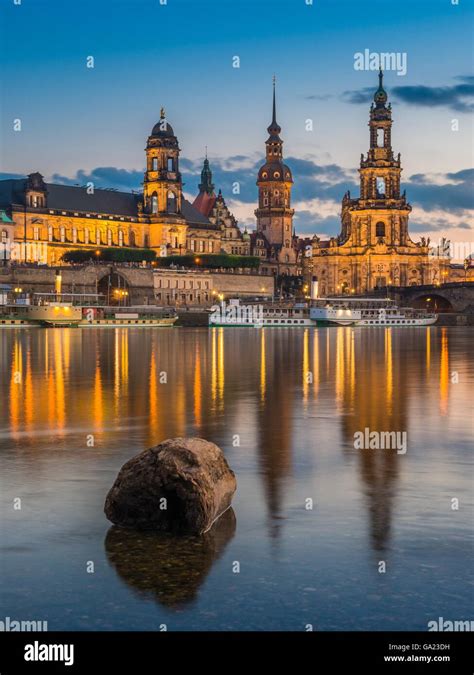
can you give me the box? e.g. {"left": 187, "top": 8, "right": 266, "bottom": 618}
{"left": 0, "top": 326, "right": 463, "bottom": 557}
{"left": 104, "top": 508, "right": 236, "bottom": 607}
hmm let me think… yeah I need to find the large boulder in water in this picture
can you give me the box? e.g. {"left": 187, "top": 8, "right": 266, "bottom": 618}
{"left": 104, "top": 437, "right": 236, "bottom": 535}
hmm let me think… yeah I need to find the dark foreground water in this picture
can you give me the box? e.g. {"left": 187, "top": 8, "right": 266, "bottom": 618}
{"left": 0, "top": 326, "right": 472, "bottom": 631}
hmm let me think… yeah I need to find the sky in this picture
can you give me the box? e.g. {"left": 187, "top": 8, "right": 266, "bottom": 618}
{"left": 0, "top": 0, "right": 473, "bottom": 257}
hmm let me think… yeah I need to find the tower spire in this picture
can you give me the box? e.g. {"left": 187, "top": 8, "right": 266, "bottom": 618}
{"left": 267, "top": 76, "right": 281, "bottom": 139}
{"left": 272, "top": 74, "right": 277, "bottom": 125}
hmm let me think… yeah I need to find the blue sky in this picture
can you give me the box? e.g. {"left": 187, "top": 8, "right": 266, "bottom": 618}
{"left": 0, "top": 0, "right": 473, "bottom": 252}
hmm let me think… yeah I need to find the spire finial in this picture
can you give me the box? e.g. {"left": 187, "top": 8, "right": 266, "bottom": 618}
{"left": 205, "top": 145, "right": 208, "bottom": 160}
{"left": 272, "top": 75, "right": 277, "bottom": 125}
{"left": 378, "top": 67, "right": 383, "bottom": 87}
{"left": 160, "top": 107, "right": 166, "bottom": 119}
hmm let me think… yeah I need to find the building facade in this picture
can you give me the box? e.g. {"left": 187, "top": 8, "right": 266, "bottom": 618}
{"left": 0, "top": 110, "right": 245, "bottom": 265}
{"left": 305, "top": 71, "right": 451, "bottom": 296}
{"left": 192, "top": 156, "right": 251, "bottom": 255}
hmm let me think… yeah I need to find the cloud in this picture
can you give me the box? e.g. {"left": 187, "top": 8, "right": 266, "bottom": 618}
{"left": 51, "top": 167, "right": 143, "bottom": 191}
{"left": 48, "top": 157, "right": 473, "bottom": 240}
{"left": 342, "top": 76, "right": 474, "bottom": 113}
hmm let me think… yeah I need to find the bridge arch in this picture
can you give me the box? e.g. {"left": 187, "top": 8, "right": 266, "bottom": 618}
{"left": 97, "top": 271, "right": 130, "bottom": 306}
{"left": 411, "top": 293, "right": 453, "bottom": 312}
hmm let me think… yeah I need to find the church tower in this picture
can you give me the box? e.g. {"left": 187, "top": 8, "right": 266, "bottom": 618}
{"left": 142, "top": 108, "right": 187, "bottom": 252}
{"left": 341, "top": 69, "right": 411, "bottom": 249}
{"left": 255, "top": 79, "right": 294, "bottom": 249}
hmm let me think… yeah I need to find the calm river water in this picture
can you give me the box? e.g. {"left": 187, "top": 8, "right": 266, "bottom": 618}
{"left": 0, "top": 326, "right": 472, "bottom": 630}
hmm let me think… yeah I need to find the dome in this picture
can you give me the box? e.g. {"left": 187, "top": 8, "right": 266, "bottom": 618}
{"left": 151, "top": 107, "right": 175, "bottom": 137}
{"left": 374, "top": 69, "right": 388, "bottom": 107}
{"left": 258, "top": 161, "right": 293, "bottom": 183}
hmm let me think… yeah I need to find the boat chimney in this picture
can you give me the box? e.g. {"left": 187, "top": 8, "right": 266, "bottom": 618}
{"left": 310, "top": 276, "right": 319, "bottom": 300}
{"left": 55, "top": 270, "right": 62, "bottom": 297}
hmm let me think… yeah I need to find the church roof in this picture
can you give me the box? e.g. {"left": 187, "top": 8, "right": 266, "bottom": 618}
{"left": 0, "top": 178, "right": 212, "bottom": 226}
{"left": 193, "top": 191, "right": 216, "bottom": 218}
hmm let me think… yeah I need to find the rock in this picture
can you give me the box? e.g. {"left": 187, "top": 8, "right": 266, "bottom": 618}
{"left": 104, "top": 437, "right": 237, "bottom": 535}
{"left": 104, "top": 507, "right": 236, "bottom": 607}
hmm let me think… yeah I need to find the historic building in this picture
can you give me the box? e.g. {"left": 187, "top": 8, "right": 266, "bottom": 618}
{"left": 305, "top": 70, "right": 451, "bottom": 295}
{"left": 0, "top": 109, "right": 244, "bottom": 265}
{"left": 252, "top": 80, "right": 301, "bottom": 276}
{"left": 193, "top": 155, "right": 251, "bottom": 255}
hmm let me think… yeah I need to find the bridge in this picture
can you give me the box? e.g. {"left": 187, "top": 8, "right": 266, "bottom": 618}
{"left": 386, "top": 282, "right": 474, "bottom": 313}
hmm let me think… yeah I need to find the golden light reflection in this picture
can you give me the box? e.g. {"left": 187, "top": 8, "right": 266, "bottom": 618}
{"left": 93, "top": 348, "right": 103, "bottom": 431}
{"left": 385, "top": 328, "right": 393, "bottom": 415}
{"left": 302, "top": 329, "right": 309, "bottom": 404}
{"left": 149, "top": 345, "right": 158, "bottom": 435}
{"left": 426, "top": 328, "right": 431, "bottom": 372}
{"left": 194, "top": 342, "right": 202, "bottom": 427}
{"left": 440, "top": 328, "right": 449, "bottom": 415}
{"left": 9, "top": 340, "right": 22, "bottom": 436}
{"left": 335, "top": 328, "right": 344, "bottom": 406}
{"left": 24, "top": 343, "right": 34, "bottom": 431}
{"left": 260, "top": 328, "right": 266, "bottom": 402}
{"left": 53, "top": 330, "right": 65, "bottom": 432}
{"left": 312, "top": 330, "right": 319, "bottom": 397}
{"left": 217, "top": 328, "right": 224, "bottom": 408}
{"left": 211, "top": 329, "right": 217, "bottom": 404}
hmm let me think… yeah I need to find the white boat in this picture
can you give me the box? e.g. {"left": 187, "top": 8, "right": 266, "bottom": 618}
{"left": 310, "top": 298, "right": 438, "bottom": 327}
{"left": 209, "top": 299, "right": 314, "bottom": 327}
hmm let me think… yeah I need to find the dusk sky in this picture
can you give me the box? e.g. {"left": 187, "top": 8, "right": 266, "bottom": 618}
{"left": 1, "top": 0, "right": 472, "bottom": 256}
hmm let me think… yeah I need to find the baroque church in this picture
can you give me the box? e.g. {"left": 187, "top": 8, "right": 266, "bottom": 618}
{"left": 305, "top": 70, "right": 451, "bottom": 295}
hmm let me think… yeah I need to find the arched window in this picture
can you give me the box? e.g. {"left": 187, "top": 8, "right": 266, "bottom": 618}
{"left": 152, "top": 157, "right": 158, "bottom": 171}
{"left": 167, "top": 191, "right": 177, "bottom": 213}
{"left": 107, "top": 229, "right": 112, "bottom": 246}
{"left": 376, "top": 177, "right": 386, "bottom": 197}
{"left": 376, "top": 221, "right": 385, "bottom": 237}
{"left": 377, "top": 128, "right": 384, "bottom": 147}
{"left": 129, "top": 231, "right": 136, "bottom": 247}
{"left": 96, "top": 229, "right": 101, "bottom": 245}
{"left": 118, "top": 230, "right": 123, "bottom": 247}
{"left": 151, "top": 193, "right": 158, "bottom": 214}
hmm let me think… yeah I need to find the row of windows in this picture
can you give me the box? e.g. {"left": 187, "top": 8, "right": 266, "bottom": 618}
{"left": 190, "top": 239, "right": 215, "bottom": 253}
{"left": 31, "top": 227, "right": 130, "bottom": 246}
{"left": 156, "top": 293, "right": 210, "bottom": 304}
{"left": 155, "top": 279, "right": 211, "bottom": 290}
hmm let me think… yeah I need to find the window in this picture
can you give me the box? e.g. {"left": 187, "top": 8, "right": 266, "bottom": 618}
{"left": 96, "top": 229, "right": 101, "bottom": 244}
{"left": 84, "top": 228, "right": 90, "bottom": 245}
{"left": 118, "top": 230, "right": 123, "bottom": 247}
{"left": 191, "top": 239, "right": 196, "bottom": 252}
{"left": 377, "top": 128, "right": 384, "bottom": 147}
{"left": 60, "top": 226, "right": 66, "bottom": 243}
{"left": 107, "top": 229, "right": 112, "bottom": 246}
{"left": 167, "top": 157, "right": 174, "bottom": 172}
{"left": 152, "top": 157, "right": 158, "bottom": 171}
{"left": 167, "top": 191, "right": 176, "bottom": 213}
{"left": 72, "top": 228, "right": 78, "bottom": 244}
{"left": 199, "top": 240, "right": 204, "bottom": 253}
{"left": 263, "top": 198, "right": 268, "bottom": 206}
{"left": 209, "top": 241, "right": 214, "bottom": 253}
{"left": 144, "top": 234, "right": 150, "bottom": 248}
{"left": 33, "top": 227, "right": 40, "bottom": 241}
{"left": 376, "top": 221, "right": 385, "bottom": 237}
{"left": 151, "top": 193, "right": 158, "bottom": 214}
{"left": 376, "top": 177, "right": 386, "bottom": 197}
{"left": 1, "top": 229, "right": 8, "bottom": 243}
{"left": 48, "top": 226, "right": 54, "bottom": 242}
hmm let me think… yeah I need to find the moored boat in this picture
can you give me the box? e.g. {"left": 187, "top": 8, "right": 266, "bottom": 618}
{"left": 310, "top": 297, "right": 438, "bottom": 326}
